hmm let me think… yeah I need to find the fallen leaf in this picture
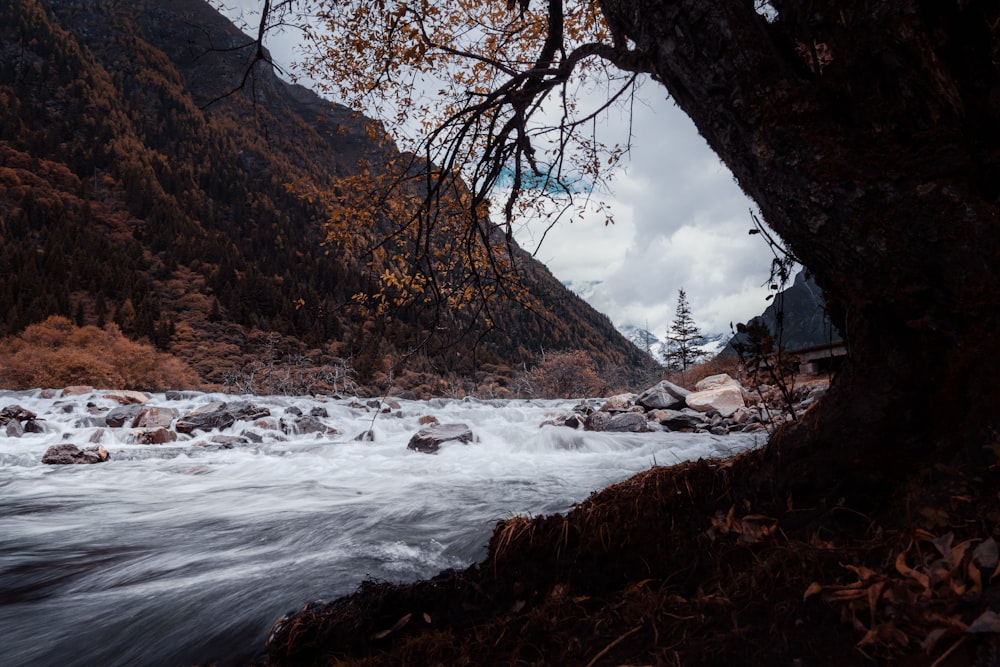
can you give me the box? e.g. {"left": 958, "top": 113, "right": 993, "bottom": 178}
{"left": 896, "top": 552, "right": 930, "bottom": 592}
{"left": 844, "top": 564, "right": 878, "bottom": 583}
{"left": 967, "top": 560, "right": 983, "bottom": 598}
{"left": 373, "top": 612, "right": 412, "bottom": 639}
{"left": 803, "top": 582, "right": 824, "bottom": 600}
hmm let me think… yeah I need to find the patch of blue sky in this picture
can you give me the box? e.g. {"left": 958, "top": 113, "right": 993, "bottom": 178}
{"left": 494, "top": 164, "right": 592, "bottom": 195}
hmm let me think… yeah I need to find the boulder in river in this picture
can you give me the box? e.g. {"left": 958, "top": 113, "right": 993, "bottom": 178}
{"left": 132, "top": 406, "right": 179, "bottom": 429}
{"left": 42, "top": 444, "right": 110, "bottom": 464}
{"left": 407, "top": 423, "right": 474, "bottom": 453}
{"left": 636, "top": 380, "right": 690, "bottom": 411}
{"left": 129, "top": 428, "right": 178, "bottom": 445}
{"left": 103, "top": 391, "right": 151, "bottom": 405}
{"left": 106, "top": 404, "right": 144, "bottom": 428}
{"left": 584, "top": 411, "right": 613, "bottom": 432}
{"left": 176, "top": 403, "right": 236, "bottom": 434}
{"left": 599, "top": 393, "right": 637, "bottom": 413}
{"left": 605, "top": 412, "right": 649, "bottom": 433}
{"left": 685, "top": 374, "right": 746, "bottom": 418}
{"left": 228, "top": 401, "right": 271, "bottom": 421}
{"left": 0, "top": 404, "right": 37, "bottom": 425}
{"left": 281, "top": 415, "right": 338, "bottom": 436}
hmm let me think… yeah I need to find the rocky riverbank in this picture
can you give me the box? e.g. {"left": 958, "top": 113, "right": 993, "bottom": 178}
{"left": 0, "top": 374, "right": 824, "bottom": 466}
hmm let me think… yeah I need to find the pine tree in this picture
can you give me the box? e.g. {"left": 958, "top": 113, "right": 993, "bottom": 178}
{"left": 663, "top": 288, "right": 702, "bottom": 374}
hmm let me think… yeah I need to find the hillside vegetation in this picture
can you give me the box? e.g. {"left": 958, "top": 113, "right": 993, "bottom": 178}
{"left": 0, "top": 0, "right": 656, "bottom": 393}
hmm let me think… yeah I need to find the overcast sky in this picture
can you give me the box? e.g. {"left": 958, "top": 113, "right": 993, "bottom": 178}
{"left": 219, "top": 3, "right": 777, "bottom": 339}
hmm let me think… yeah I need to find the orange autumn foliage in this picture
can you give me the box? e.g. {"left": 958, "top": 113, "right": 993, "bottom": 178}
{"left": 0, "top": 316, "right": 201, "bottom": 391}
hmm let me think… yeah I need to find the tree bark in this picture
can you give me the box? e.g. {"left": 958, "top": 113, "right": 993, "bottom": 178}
{"left": 598, "top": 0, "right": 1000, "bottom": 494}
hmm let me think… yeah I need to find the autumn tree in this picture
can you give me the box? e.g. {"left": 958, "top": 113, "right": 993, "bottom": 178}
{"left": 662, "top": 288, "right": 702, "bottom": 375}
{"left": 249, "top": 3, "right": 1000, "bottom": 493}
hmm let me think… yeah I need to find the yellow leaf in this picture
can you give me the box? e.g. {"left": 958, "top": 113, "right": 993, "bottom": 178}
{"left": 895, "top": 552, "right": 930, "bottom": 592}
{"left": 803, "top": 582, "right": 824, "bottom": 600}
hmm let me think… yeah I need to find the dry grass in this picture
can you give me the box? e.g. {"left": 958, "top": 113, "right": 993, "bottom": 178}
{"left": 256, "top": 440, "right": 1000, "bottom": 667}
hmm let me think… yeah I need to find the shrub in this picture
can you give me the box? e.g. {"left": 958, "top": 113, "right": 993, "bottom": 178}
{"left": 0, "top": 316, "right": 201, "bottom": 390}
{"left": 524, "top": 350, "right": 605, "bottom": 399}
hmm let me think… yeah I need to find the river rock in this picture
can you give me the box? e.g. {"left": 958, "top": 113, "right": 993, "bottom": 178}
{"left": 584, "top": 411, "right": 612, "bottom": 431}
{"left": 62, "top": 385, "right": 94, "bottom": 396}
{"left": 0, "top": 405, "right": 37, "bottom": 425}
{"left": 103, "top": 390, "right": 151, "bottom": 405}
{"left": 636, "top": 380, "right": 690, "bottom": 410}
{"left": 600, "top": 393, "right": 636, "bottom": 413}
{"left": 695, "top": 374, "right": 741, "bottom": 392}
{"left": 176, "top": 403, "right": 236, "bottom": 434}
{"left": 129, "top": 427, "right": 178, "bottom": 445}
{"left": 23, "top": 420, "right": 46, "bottom": 433}
{"left": 228, "top": 401, "right": 271, "bottom": 421}
{"left": 6, "top": 420, "right": 24, "bottom": 437}
{"left": 106, "top": 404, "right": 144, "bottom": 428}
{"left": 132, "top": 406, "right": 179, "bottom": 429}
{"left": 686, "top": 375, "right": 746, "bottom": 417}
{"left": 686, "top": 386, "right": 746, "bottom": 417}
{"left": 281, "top": 415, "right": 337, "bottom": 435}
{"left": 165, "top": 391, "right": 199, "bottom": 401}
{"left": 210, "top": 435, "right": 248, "bottom": 447}
{"left": 407, "top": 423, "right": 474, "bottom": 453}
{"left": 654, "top": 409, "right": 706, "bottom": 432}
{"left": 605, "top": 412, "right": 649, "bottom": 433}
{"left": 41, "top": 444, "right": 109, "bottom": 464}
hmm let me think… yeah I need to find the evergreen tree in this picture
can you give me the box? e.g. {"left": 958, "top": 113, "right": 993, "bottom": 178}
{"left": 663, "top": 288, "right": 702, "bottom": 374}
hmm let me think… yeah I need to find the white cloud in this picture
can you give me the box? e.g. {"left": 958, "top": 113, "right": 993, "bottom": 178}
{"left": 520, "top": 93, "right": 776, "bottom": 336}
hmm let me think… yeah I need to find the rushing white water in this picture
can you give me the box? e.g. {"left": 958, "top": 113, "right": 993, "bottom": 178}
{"left": 0, "top": 389, "right": 765, "bottom": 666}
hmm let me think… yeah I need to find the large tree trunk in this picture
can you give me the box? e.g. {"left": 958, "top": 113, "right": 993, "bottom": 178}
{"left": 599, "top": 0, "right": 1000, "bottom": 496}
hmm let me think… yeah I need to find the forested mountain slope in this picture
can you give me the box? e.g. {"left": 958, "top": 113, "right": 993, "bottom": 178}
{"left": 0, "top": 0, "right": 653, "bottom": 391}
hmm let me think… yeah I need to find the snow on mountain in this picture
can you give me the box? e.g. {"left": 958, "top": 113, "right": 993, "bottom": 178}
{"left": 617, "top": 324, "right": 729, "bottom": 365}
{"left": 561, "top": 279, "right": 604, "bottom": 301}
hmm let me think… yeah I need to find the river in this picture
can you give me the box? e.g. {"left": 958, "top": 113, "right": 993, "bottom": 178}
{"left": 0, "top": 389, "right": 764, "bottom": 666}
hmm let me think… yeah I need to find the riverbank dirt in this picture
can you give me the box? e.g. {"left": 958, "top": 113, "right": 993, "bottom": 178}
{"left": 251, "top": 434, "right": 1000, "bottom": 667}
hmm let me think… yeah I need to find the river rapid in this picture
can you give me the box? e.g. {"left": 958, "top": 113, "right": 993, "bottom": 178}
{"left": 0, "top": 389, "right": 765, "bottom": 666}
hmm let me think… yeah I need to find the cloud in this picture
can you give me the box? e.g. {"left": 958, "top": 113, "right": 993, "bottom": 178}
{"left": 521, "top": 92, "right": 777, "bottom": 335}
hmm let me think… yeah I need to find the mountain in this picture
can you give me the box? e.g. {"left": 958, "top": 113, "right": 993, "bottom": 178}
{"left": 722, "top": 269, "right": 843, "bottom": 356}
{"left": 0, "top": 0, "right": 654, "bottom": 391}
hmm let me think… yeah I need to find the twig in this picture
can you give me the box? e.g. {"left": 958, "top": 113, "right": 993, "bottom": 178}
{"left": 585, "top": 624, "right": 642, "bottom": 667}
{"left": 929, "top": 635, "right": 966, "bottom": 667}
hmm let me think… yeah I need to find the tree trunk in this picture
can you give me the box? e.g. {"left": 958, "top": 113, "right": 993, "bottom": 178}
{"left": 599, "top": 1, "right": 1000, "bottom": 494}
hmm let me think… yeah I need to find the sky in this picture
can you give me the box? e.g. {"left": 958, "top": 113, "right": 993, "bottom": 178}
{"left": 217, "top": 3, "right": 777, "bottom": 340}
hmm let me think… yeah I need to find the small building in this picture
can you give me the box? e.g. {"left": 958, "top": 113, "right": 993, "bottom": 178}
{"left": 791, "top": 341, "right": 848, "bottom": 375}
